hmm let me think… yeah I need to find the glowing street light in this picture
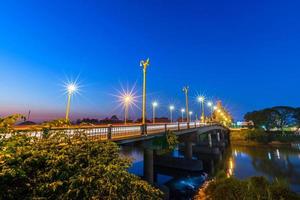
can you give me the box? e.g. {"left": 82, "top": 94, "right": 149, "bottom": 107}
{"left": 189, "top": 111, "right": 193, "bottom": 122}
{"left": 122, "top": 94, "right": 133, "bottom": 124}
{"left": 140, "top": 58, "right": 150, "bottom": 125}
{"left": 152, "top": 101, "right": 158, "bottom": 124}
{"left": 169, "top": 105, "right": 175, "bottom": 123}
{"left": 182, "top": 86, "right": 189, "bottom": 123}
{"left": 114, "top": 86, "right": 138, "bottom": 125}
{"left": 181, "top": 108, "right": 185, "bottom": 122}
{"left": 197, "top": 96, "right": 205, "bottom": 123}
{"left": 65, "top": 83, "right": 78, "bottom": 121}
{"left": 207, "top": 101, "right": 213, "bottom": 118}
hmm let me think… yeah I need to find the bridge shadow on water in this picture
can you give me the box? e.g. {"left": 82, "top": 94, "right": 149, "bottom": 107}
{"left": 120, "top": 128, "right": 231, "bottom": 200}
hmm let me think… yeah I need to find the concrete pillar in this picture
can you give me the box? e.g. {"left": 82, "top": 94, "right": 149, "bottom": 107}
{"left": 217, "top": 132, "right": 220, "bottom": 142}
{"left": 184, "top": 141, "right": 193, "bottom": 160}
{"left": 220, "top": 131, "right": 224, "bottom": 141}
{"left": 208, "top": 133, "right": 212, "bottom": 148}
{"left": 144, "top": 149, "right": 154, "bottom": 184}
{"left": 218, "top": 152, "right": 223, "bottom": 161}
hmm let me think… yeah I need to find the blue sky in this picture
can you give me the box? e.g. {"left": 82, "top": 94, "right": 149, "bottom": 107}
{"left": 0, "top": 0, "right": 299, "bottom": 121}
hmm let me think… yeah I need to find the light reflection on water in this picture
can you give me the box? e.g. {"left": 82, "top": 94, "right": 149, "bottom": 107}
{"left": 120, "top": 143, "right": 300, "bottom": 198}
{"left": 230, "top": 144, "right": 300, "bottom": 193}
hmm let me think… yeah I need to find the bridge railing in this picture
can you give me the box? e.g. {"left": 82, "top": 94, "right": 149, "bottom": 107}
{"left": 7, "top": 121, "right": 221, "bottom": 141}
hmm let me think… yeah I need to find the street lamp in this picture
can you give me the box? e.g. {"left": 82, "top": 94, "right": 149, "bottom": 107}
{"left": 122, "top": 94, "right": 133, "bottom": 124}
{"left": 181, "top": 108, "right": 185, "bottom": 122}
{"left": 65, "top": 83, "right": 77, "bottom": 121}
{"left": 182, "top": 86, "right": 189, "bottom": 123}
{"left": 140, "top": 58, "right": 150, "bottom": 125}
{"left": 197, "top": 96, "right": 205, "bottom": 123}
{"left": 207, "top": 101, "right": 213, "bottom": 118}
{"left": 152, "top": 101, "right": 158, "bottom": 124}
{"left": 169, "top": 105, "right": 175, "bottom": 123}
{"left": 189, "top": 111, "right": 193, "bottom": 122}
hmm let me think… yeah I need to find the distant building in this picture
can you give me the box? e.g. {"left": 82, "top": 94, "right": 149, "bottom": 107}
{"left": 236, "top": 121, "right": 254, "bottom": 128}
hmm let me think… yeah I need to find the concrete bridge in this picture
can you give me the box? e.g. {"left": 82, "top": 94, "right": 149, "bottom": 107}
{"left": 14, "top": 122, "right": 230, "bottom": 145}
{"left": 14, "top": 121, "right": 230, "bottom": 199}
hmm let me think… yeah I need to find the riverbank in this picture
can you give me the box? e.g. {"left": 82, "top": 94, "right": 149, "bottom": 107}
{"left": 230, "top": 129, "right": 300, "bottom": 147}
{"left": 194, "top": 174, "right": 300, "bottom": 200}
{"left": 193, "top": 129, "right": 300, "bottom": 199}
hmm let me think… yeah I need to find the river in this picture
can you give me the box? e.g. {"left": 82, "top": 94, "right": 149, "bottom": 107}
{"left": 120, "top": 142, "right": 300, "bottom": 199}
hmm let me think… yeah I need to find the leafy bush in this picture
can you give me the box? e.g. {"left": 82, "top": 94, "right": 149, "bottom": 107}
{"left": 165, "top": 130, "right": 179, "bottom": 150}
{"left": 0, "top": 131, "right": 163, "bottom": 200}
{"left": 245, "top": 129, "right": 272, "bottom": 144}
{"left": 153, "top": 130, "right": 179, "bottom": 155}
{"left": 245, "top": 129, "right": 300, "bottom": 144}
{"left": 203, "top": 174, "right": 300, "bottom": 200}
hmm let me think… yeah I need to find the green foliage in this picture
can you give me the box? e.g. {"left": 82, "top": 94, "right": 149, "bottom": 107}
{"left": 204, "top": 174, "right": 300, "bottom": 200}
{"left": 245, "top": 129, "right": 272, "bottom": 144}
{"left": 0, "top": 131, "right": 163, "bottom": 200}
{"left": 165, "top": 130, "right": 179, "bottom": 150}
{"left": 244, "top": 129, "right": 300, "bottom": 144}
{"left": 244, "top": 106, "right": 298, "bottom": 131}
{"left": 0, "top": 114, "right": 25, "bottom": 134}
{"left": 153, "top": 130, "right": 179, "bottom": 154}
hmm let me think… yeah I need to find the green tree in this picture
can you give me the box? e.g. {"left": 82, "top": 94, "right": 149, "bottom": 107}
{"left": 244, "top": 106, "right": 297, "bottom": 132}
{"left": 0, "top": 131, "right": 163, "bottom": 200}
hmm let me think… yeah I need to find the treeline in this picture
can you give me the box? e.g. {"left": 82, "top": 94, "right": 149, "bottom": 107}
{"left": 244, "top": 106, "right": 300, "bottom": 131}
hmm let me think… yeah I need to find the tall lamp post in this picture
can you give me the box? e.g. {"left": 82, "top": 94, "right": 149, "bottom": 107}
{"left": 140, "top": 58, "right": 150, "bottom": 125}
{"left": 152, "top": 101, "right": 158, "bottom": 124}
{"left": 123, "top": 95, "right": 133, "bottom": 125}
{"left": 182, "top": 86, "right": 189, "bottom": 123}
{"left": 181, "top": 108, "right": 185, "bottom": 122}
{"left": 169, "top": 105, "right": 175, "bottom": 123}
{"left": 197, "top": 96, "right": 205, "bottom": 123}
{"left": 189, "top": 111, "right": 193, "bottom": 122}
{"left": 65, "top": 83, "right": 77, "bottom": 121}
{"left": 207, "top": 101, "right": 213, "bottom": 120}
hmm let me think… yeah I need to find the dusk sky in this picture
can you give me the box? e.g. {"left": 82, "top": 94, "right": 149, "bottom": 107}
{"left": 0, "top": 0, "right": 299, "bottom": 121}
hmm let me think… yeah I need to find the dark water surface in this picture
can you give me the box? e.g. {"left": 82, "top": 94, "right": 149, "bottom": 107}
{"left": 120, "top": 143, "right": 300, "bottom": 199}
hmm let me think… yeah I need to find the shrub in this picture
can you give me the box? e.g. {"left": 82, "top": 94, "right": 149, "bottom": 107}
{"left": 245, "top": 129, "right": 272, "bottom": 144}
{"left": 0, "top": 131, "right": 163, "bottom": 200}
{"left": 202, "top": 174, "right": 300, "bottom": 200}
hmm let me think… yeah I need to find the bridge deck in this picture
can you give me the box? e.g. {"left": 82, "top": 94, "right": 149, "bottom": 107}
{"left": 10, "top": 122, "right": 227, "bottom": 143}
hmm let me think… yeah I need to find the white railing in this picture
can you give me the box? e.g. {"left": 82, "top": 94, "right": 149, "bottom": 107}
{"left": 7, "top": 122, "right": 219, "bottom": 141}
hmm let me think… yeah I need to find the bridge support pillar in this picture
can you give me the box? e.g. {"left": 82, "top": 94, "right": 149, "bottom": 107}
{"left": 208, "top": 133, "right": 212, "bottom": 148}
{"left": 184, "top": 141, "right": 193, "bottom": 160}
{"left": 144, "top": 149, "right": 154, "bottom": 184}
{"left": 217, "top": 131, "right": 220, "bottom": 142}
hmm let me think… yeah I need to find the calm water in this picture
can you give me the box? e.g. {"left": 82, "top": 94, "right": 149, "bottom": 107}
{"left": 120, "top": 142, "right": 300, "bottom": 199}
{"left": 230, "top": 144, "right": 300, "bottom": 193}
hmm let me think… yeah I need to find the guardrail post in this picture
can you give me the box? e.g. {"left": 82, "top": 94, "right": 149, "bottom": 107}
{"left": 194, "top": 122, "right": 196, "bottom": 128}
{"left": 107, "top": 124, "right": 112, "bottom": 140}
{"left": 178, "top": 122, "right": 180, "bottom": 131}
{"left": 141, "top": 124, "right": 148, "bottom": 135}
{"left": 164, "top": 124, "right": 167, "bottom": 133}
{"left": 187, "top": 122, "right": 190, "bottom": 129}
